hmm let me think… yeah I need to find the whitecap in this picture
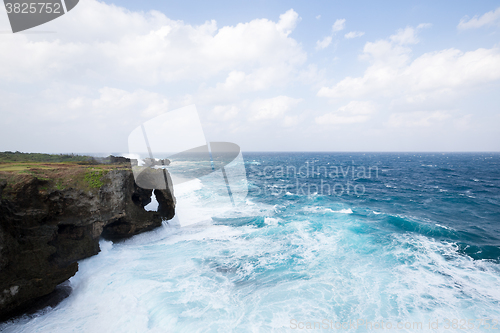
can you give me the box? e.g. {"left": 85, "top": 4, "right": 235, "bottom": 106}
{"left": 264, "top": 217, "right": 280, "bottom": 226}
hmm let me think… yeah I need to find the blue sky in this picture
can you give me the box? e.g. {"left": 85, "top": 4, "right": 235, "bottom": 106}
{"left": 0, "top": 0, "right": 499, "bottom": 152}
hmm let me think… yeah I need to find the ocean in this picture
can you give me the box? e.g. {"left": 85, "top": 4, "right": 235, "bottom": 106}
{"left": 2, "top": 152, "right": 500, "bottom": 332}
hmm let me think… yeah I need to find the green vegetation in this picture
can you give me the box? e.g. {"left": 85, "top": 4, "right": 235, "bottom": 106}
{"left": 0, "top": 151, "right": 132, "bottom": 198}
{"left": 0, "top": 151, "right": 95, "bottom": 163}
{"left": 0, "top": 163, "right": 57, "bottom": 172}
{"left": 83, "top": 169, "right": 109, "bottom": 188}
{"left": 55, "top": 180, "right": 66, "bottom": 191}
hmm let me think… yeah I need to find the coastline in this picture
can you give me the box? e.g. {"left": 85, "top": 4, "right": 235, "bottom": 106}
{"left": 0, "top": 156, "right": 175, "bottom": 321}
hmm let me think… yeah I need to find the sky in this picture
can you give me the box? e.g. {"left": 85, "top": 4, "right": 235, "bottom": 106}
{"left": 0, "top": 0, "right": 499, "bottom": 153}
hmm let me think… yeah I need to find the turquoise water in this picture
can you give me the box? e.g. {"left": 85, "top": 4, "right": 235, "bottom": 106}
{"left": 2, "top": 153, "right": 500, "bottom": 332}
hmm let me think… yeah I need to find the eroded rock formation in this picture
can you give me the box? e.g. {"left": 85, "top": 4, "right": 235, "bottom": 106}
{"left": 0, "top": 169, "right": 175, "bottom": 320}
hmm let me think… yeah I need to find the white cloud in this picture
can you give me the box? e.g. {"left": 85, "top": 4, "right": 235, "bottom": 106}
{"left": 458, "top": 7, "right": 500, "bottom": 30}
{"left": 315, "top": 101, "right": 375, "bottom": 125}
{"left": 92, "top": 87, "right": 169, "bottom": 119}
{"left": 387, "top": 111, "right": 451, "bottom": 127}
{"left": 388, "top": 24, "right": 430, "bottom": 45}
{"left": 249, "top": 96, "right": 302, "bottom": 121}
{"left": 276, "top": 9, "right": 301, "bottom": 36}
{"left": 213, "top": 105, "right": 240, "bottom": 120}
{"left": 316, "top": 15, "right": 321, "bottom": 20}
{"left": 296, "top": 64, "right": 326, "bottom": 86}
{"left": 316, "top": 36, "right": 332, "bottom": 50}
{"left": 337, "top": 101, "right": 375, "bottom": 115}
{"left": 0, "top": 1, "right": 306, "bottom": 85}
{"left": 316, "top": 114, "right": 369, "bottom": 125}
{"left": 345, "top": 31, "right": 365, "bottom": 39}
{"left": 1, "top": 2, "right": 498, "bottom": 153}
{"left": 0, "top": 2, "right": 314, "bottom": 152}
{"left": 283, "top": 115, "right": 301, "bottom": 127}
{"left": 0, "top": 35, "right": 85, "bottom": 82}
{"left": 454, "top": 114, "right": 473, "bottom": 130}
{"left": 316, "top": 18, "right": 346, "bottom": 50}
{"left": 417, "top": 23, "right": 432, "bottom": 29}
{"left": 332, "top": 19, "right": 346, "bottom": 32}
{"left": 0, "top": 83, "right": 174, "bottom": 152}
{"left": 200, "top": 63, "right": 302, "bottom": 104}
{"left": 390, "top": 26, "right": 419, "bottom": 45}
{"left": 317, "top": 26, "right": 500, "bottom": 101}
{"left": 217, "top": 71, "right": 247, "bottom": 90}
{"left": 35, "top": 86, "right": 170, "bottom": 122}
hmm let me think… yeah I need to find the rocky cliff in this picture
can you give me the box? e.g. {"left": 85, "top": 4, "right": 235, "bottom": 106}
{"left": 0, "top": 169, "right": 175, "bottom": 320}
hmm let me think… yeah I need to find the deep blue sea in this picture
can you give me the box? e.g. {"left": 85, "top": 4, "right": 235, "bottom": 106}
{"left": 2, "top": 153, "right": 500, "bottom": 332}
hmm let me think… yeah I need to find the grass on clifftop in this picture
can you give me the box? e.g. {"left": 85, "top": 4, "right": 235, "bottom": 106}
{"left": 83, "top": 169, "right": 108, "bottom": 189}
{"left": 0, "top": 164, "right": 129, "bottom": 199}
{"left": 0, "top": 151, "right": 95, "bottom": 163}
{"left": 0, "top": 162, "right": 130, "bottom": 199}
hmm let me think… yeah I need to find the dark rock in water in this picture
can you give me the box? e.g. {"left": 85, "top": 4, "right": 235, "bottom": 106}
{"left": 1, "top": 282, "right": 72, "bottom": 322}
{"left": 108, "top": 155, "right": 131, "bottom": 164}
{"left": 155, "top": 188, "right": 175, "bottom": 221}
{"left": 0, "top": 169, "right": 175, "bottom": 320}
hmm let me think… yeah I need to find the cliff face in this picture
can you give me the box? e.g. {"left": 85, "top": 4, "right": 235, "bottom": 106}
{"left": 0, "top": 169, "right": 175, "bottom": 320}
